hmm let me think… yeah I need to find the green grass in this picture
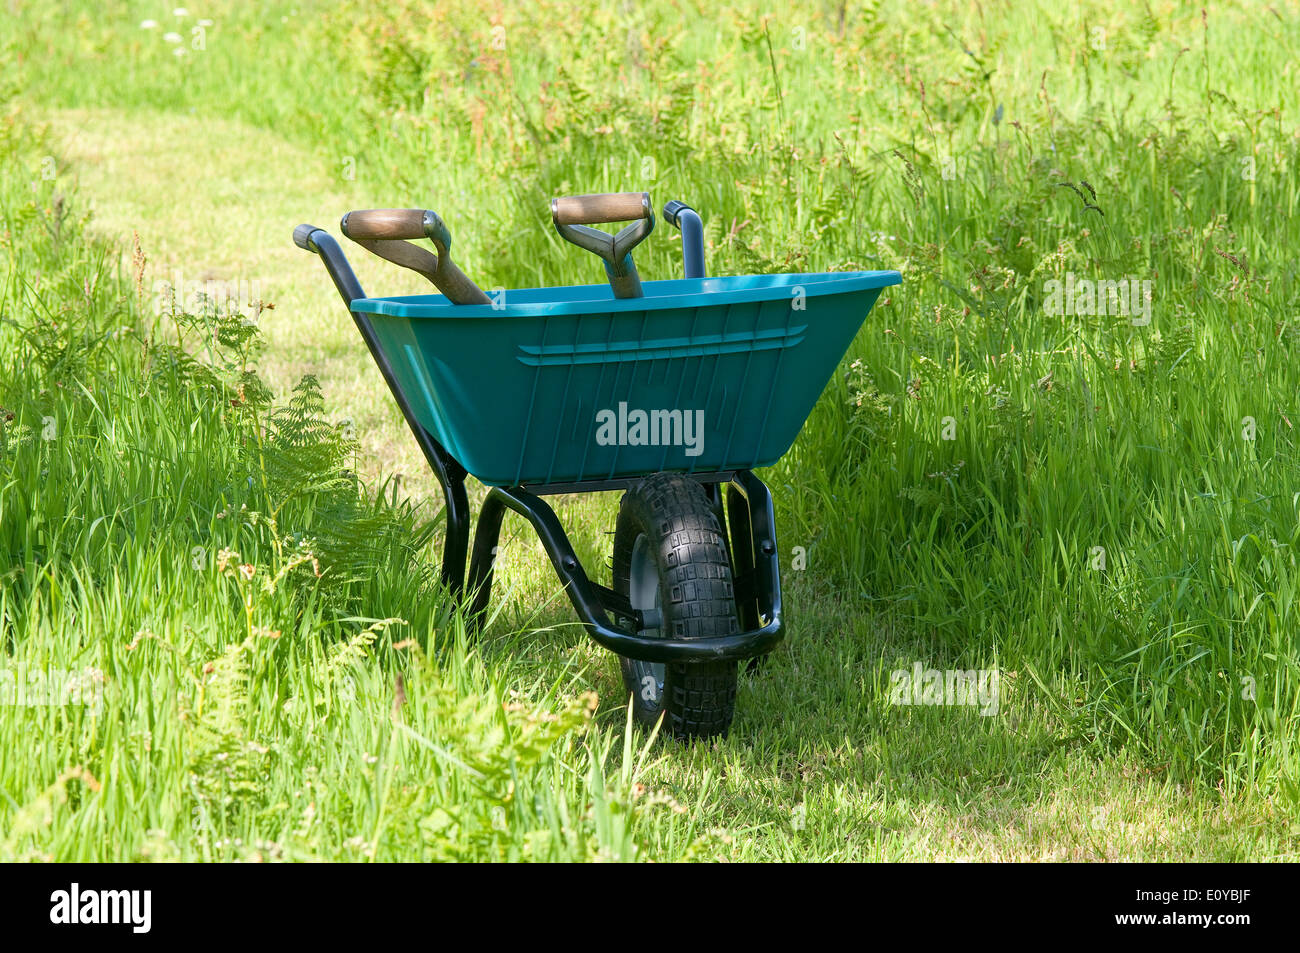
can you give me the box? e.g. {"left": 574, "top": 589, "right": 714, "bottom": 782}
{"left": 2, "top": 0, "right": 1300, "bottom": 860}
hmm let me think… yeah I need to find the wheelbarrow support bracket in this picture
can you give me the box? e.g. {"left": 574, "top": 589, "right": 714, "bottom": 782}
{"left": 467, "top": 471, "right": 784, "bottom": 664}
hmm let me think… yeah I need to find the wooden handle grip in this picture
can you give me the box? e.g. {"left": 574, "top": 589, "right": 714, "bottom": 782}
{"left": 551, "top": 192, "right": 650, "bottom": 226}
{"left": 340, "top": 209, "right": 427, "bottom": 241}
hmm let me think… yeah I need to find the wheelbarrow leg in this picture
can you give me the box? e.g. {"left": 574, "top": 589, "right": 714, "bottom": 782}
{"left": 433, "top": 450, "right": 471, "bottom": 596}
{"left": 466, "top": 489, "right": 509, "bottom": 629}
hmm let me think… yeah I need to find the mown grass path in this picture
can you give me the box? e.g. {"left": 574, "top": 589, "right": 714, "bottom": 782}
{"left": 46, "top": 107, "right": 434, "bottom": 488}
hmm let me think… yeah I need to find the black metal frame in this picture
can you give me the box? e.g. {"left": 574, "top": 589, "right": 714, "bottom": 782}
{"left": 293, "top": 224, "right": 784, "bottom": 664}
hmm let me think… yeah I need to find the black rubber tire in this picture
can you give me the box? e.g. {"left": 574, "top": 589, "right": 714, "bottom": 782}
{"left": 612, "top": 473, "right": 739, "bottom": 740}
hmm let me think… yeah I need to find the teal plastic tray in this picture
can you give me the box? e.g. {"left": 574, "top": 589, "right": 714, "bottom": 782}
{"left": 350, "top": 271, "right": 900, "bottom": 486}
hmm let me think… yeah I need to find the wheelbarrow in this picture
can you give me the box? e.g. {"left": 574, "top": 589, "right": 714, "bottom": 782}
{"left": 293, "top": 192, "right": 899, "bottom": 739}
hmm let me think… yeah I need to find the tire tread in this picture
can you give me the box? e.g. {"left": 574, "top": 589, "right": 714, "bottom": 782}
{"left": 613, "top": 473, "right": 738, "bottom": 740}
